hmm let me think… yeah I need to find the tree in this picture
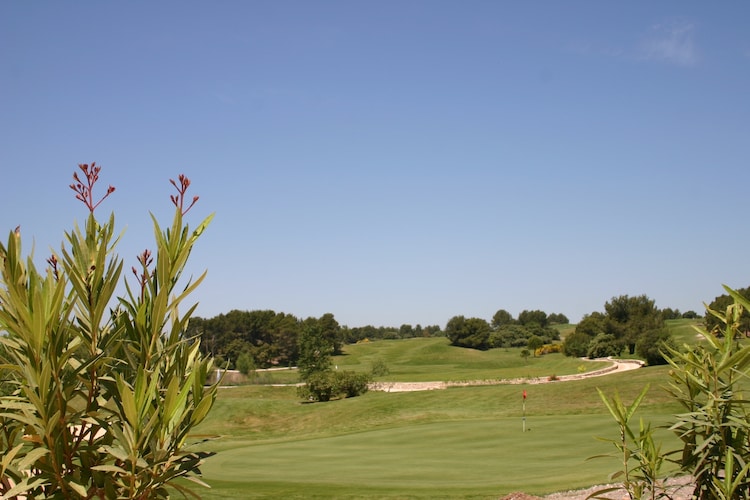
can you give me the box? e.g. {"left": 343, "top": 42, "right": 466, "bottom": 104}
{"left": 587, "top": 333, "right": 623, "bottom": 358}
{"left": 399, "top": 324, "right": 414, "bottom": 338}
{"left": 575, "top": 312, "right": 607, "bottom": 337}
{"left": 491, "top": 309, "right": 514, "bottom": 329}
{"left": 520, "top": 349, "right": 531, "bottom": 363}
{"left": 318, "top": 312, "right": 343, "bottom": 355}
{"left": 635, "top": 329, "right": 675, "bottom": 366}
{"left": 603, "top": 294, "right": 664, "bottom": 354}
{"left": 527, "top": 335, "right": 544, "bottom": 356}
{"left": 0, "top": 164, "right": 218, "bottom": 498}
{"left": 297, "top": 319, "right": 333, "bottom": 381}
{"left": 547, "top": 312, "right": 569, "bottom": 325}
{"left": 445, "top": 316, "right": 491, "bottom": 349}
{"left": 562, "top": 331, "right": 592, "bottom": 357}
{"left": 518, "top": 309, "right": 548, "bottom": 327}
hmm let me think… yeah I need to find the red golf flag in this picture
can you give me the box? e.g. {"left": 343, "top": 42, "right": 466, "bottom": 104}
{"left": 523, "top": 390, "right": 527, "bottom": 400}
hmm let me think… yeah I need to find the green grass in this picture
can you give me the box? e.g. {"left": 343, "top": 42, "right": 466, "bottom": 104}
{"left": 666, "top": 318, "right": 704, "bottom": 346}
{"left": 333, "top": 337, "right": 609, "bottom": 382}
{"left": 190, "top": 331, "right": 689, "bottom": 499}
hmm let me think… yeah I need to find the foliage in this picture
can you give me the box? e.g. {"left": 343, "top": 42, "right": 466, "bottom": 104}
{"left": 563, "top": 331, "right": 593, "bottom": 357}
{"left": 518, "top": 309, "right": 548, "bottom": 327}
{"left": 548, "top": 312, "right": 570, "bottom": 325}
{"left": 570, "top": 296, "right": 673, "bottom": 360}
{"left": 445, "top": 316, "right": 491, "bottom": 349}
{"left": 297, "top": 370, "right": 370, "bottom": 402}
{"left": 187, "top": 309, "right": 301, "bottom": 368}
{"left": 491, "top": 309, "right": 514, "bottom": 329}
{"left": 0, "top": 164, "right": 218, "bottom": 499}
{"left": 527, "top": 335, "right": 544, "bottom": 356}
{"left": 575, "top": 312, "right": 608, "bottom": 337}
{"left": 635, "top": 329, "right": 675, "bottom": 366}
{"left": 588, "top": 385, "right": 670, "bottom": 500}
{"left": 604, "top": 294, "right": 664, "bottom": 354}
{"left": 235, "top": 351, "right": 255, "bottom": 375}
{"left": 370, "top": 358, "right": 390, "bottom": 377}
{"left": 664, "top": 286, "right": 750, "bottom": 499}
{"left": 587, "top": 333, "right": 623, "bottom": 358}
{"left": 703, "top": 286, "right": 750, "bottom": 335}
{"left": 336, "top": 370, "right": 371, "bottom": 398}
{"left": 489, "top": 323, "right": 559, "bottom": 349}
{"left": 297, "top": 319, "right": 333, "bottom": 381}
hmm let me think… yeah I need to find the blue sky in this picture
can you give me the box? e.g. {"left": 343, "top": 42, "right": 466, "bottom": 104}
{"left": 1, "top": 2, "right": 749, "bottom": 328}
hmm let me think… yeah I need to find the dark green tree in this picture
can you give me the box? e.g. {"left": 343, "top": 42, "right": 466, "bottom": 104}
{"left": 491, "top": 309, "right": 514, "bottom": 329}
{"left": 635, "top": 328, "right": 675, "bottom": 366}
{"left": 445, "top": 316, "right": 491, "bottom": 350}
{"left": 518, "top": 309, "right": 548, "bottom": 327}
{"left": 575, "top": 312, "right": 607, "bottom": 337}
{"left": 562, "top": 331, "right": 592, "bottom": 357}
{"left": 604, "top": 295, "right": 664, "bottom": 354}
{"left": 547, "top": 312, "right": 570, "bottom": 325}
{"left": 297, "top": 320, "right": 333, "bottom": 381}
{"left": 587, "top": 333, "right": 623, "bottom": 358}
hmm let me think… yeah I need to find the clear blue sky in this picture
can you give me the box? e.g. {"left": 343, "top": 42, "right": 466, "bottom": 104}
{"left": 1, "top": 2, "right": 749, "bottom": 328}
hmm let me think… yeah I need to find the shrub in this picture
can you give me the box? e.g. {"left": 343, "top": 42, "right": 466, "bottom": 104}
{"left": 0, "top": 164, "right": 218, "bottom": 498}
{"left": 298, "top": 370, "right": 338, "bottom": 402}
{"left": 562, "top": 331, "right": 592, "bottom": 357}
{"left": 635, "top": 329, "right": 675, "bottom": 366}
{"left": 236, "top": 351, "right": 256, "bottom": 375}
{"left": 298, "top": 370, "right": 371, "bottom": 402}
{"left": 665, "top": 287, "right": 750, "bottom": 499}
{"left": 587, "top": 333, "right": 623, "bottom": 358}
{"left": 370, "top": 358, "right": 390, "bottom": 377}
{"left": 336, "top": 370, "right": 371, "bottom": 398}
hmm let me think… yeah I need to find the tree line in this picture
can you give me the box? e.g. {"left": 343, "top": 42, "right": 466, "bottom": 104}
{"left": 187, "top": 288, "right": 728, "bottom": 372}
{"left": 562, "top": 294, "right": 701, "bottom": 365}
{"left": 186, "top": 309, "right": 442, "bottom": 370}
{"left": 444, "top": 309, "right": 569, "bottom": 350}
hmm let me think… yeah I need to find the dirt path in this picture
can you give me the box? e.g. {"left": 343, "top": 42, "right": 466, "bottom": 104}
{"left": 368, "top": 358, "right": 644, "bottom": 392}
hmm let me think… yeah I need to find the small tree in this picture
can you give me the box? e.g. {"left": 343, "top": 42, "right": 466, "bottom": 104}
{"left": 527, "top": 335, "right": 544, "bottom": 357}
{"left": 297, "top": 319, "right": 333, "bottom": 381}
{"left": 0, "top": 164, "right": 218, "bottom": 498}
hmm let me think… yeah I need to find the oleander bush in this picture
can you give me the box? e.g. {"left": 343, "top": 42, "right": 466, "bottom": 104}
{"left": 0, "top": 163, "right": 219, "bottom": 499}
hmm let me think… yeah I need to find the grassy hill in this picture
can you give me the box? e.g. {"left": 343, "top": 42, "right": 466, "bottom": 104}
{"left": 190, "top": 320, "right": 701, "bottom": 499}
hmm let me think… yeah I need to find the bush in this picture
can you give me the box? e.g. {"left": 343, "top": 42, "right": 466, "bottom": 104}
{"left": 336, "top": 370, "right": 371, "bottom": 398}
{"left": 0, "top": 164, "right": 218, "bottom": 498}
{"left": 587, "top": 333, "right": 623, "bottom": 358}
{"left": 298, "top": 370, "right": 371, "bottom": 402}
{"left": 635, "top": 329, "right": 675, "bottom": 366}
{"left": 236, "top": 351, "right": 256, "bottom": 375}
{"left": 562, "top": 331, "right": 592, "bottom": 357}
{"left": 370, "top": 358, "right": 390, "bottom": 377}
{"left": 665, "top": 288, "right": 750, "bottom": 498}
{"left": 298, "top": 370, "right": 338, "bottom": 402}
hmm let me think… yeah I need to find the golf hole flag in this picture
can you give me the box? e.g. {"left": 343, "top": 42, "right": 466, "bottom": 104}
{"left": 523, "top": 389, "right": 527, "bottom": 400}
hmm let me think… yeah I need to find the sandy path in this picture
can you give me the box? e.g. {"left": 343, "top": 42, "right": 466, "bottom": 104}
{"left": 368, "top": 357, "right": 644, "bottom": 392}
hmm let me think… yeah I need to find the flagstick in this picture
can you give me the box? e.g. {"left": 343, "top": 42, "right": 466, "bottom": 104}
{"left": 522, "top": 397, "right": 526, "bottom": 432}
